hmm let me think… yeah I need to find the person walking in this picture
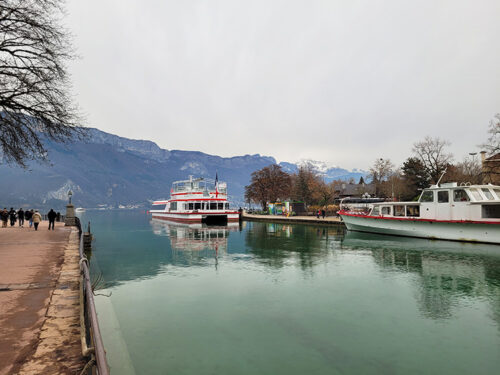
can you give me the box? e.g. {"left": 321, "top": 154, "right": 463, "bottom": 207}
{"left": 47, "top": 209, "right": 57, "bottom": 230}
{"left": 321, "top": 208, "right": 326, "bottom": 219}
{"left": 1, "top": 208, "right": 8, "bottom": 228}
{"left": 8, "top": 208, "right": 17, "bottom": 227}
{"left": 17, "top": 208, "right": 25, "bottom": 227}
{"left": 32, "top": 210, "right": 42, "bottom": 231}
{"left": 25, "top": 209, "right": 33, "bottom": 228}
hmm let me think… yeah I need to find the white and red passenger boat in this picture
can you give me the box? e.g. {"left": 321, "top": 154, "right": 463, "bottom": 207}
{"left": 150, "top": 176, "right": 240, "bottom": 224}
{"left": 339, "top": 183, "right": 500, "bottom": 244}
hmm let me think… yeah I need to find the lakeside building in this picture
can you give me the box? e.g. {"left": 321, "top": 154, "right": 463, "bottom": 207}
{"left": 334, "top": 182, "right": 375, "bottom": 199}
{"left": 481, "top": 151, "right": 500, "bottom": 185}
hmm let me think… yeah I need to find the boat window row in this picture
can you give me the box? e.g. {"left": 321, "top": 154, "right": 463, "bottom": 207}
{"left": 170, "top": 202, "right": 230, "bottom": 211}
{"left": 372, "top": 205, "right": 420, "bottom": 217}
{"left": 172, "top": 180, "right": 228, "bottom": 194}
{"left": 419, "top": 188, "right": 500, "bottom": 203}
{"left": 473, "top": 187, "right": 500, "bottom": 201}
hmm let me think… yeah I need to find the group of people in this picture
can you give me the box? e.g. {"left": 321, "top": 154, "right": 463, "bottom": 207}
{"left": 0, "top": 208, "right": 60, "bottom": 231}
{"left": 316, "top": 208, "right": 326, "bottom": 219}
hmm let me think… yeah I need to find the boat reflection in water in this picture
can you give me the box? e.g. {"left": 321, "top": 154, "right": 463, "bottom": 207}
{"left": 341, "top": 230, "right": 500, "bottom": 257}
{"left": 151, "top": 219, "right": 239, "bottom": 266}
{"left": 342, "top": 231, "right": 500, "bottom": 321}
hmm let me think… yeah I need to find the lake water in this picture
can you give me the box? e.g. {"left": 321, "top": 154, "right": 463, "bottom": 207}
{"left": 82, "top": 210, "right": 500, "bottom": 375}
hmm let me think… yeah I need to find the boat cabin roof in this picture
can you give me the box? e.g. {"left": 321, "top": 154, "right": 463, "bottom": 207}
{"left": 418, "top": 183, "right": 500, "bottom": 203}
{"left": 172, "top": 176, "right": 227, "bottom": 193}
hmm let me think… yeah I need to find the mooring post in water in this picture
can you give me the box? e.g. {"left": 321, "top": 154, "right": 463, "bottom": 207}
{"left": 83, "top": 221, "right": 92, "bottom": 252}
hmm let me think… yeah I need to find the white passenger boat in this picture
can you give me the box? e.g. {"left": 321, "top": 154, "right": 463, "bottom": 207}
{"left": 150, "top": 176, "right": 240, "bottom": 224}
{"left": 338, "top": 183, "right": 500, "bottom": 244}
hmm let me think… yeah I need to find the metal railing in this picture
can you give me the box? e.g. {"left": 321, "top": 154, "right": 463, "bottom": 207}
{"left": 78, "top": 224, "right": 109, "bottom": 375}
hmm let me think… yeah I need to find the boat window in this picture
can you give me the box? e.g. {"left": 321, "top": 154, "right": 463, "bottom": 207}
{"left": 453, "top": 189, "right": 470, "bottom": 202}
{"left": 394, "top": 205, "right": 405, "bottom": 217}
{"left": 174, "top": 183, "right": 186, "bottom": 192}
{"left": 492, "top": 188, "right": 500, "bottom": 200}
{"left": 210, "top": 202, "right": 217, "bottom": 210}
{"left": 371, "top": 206, "right": 380, "bottom": 216}
{"left": 170, "top": 202, "right": 177, "bottom": 211}
{"left": 188, "top": 203, "right": 194, "bottom": 210}
{"left": 381, "top": 206, "right": 391, "bottom": 215}
{"left": 225, "top": 203, "right": 230, "bottom": 209}
{"left": 437, "top": 191, "right": 449, "bottom": 203}
{"left": 470, "top": 189, "right": 483, "bottom": 201}
{"left": 406, "top": 205, "right": 420, "bottom": 217}
{"left": 420, "top": 191, "right": 434, "bottom": 202}
{"left": 194, "top": 203, "right": 201, "bottom": 210}
{"left": 482, "top": 204, "right": 500, "bottom": 218}
{"left": 218, "top": 203, "right": 224, "bottom": 210}
{"left": 482, "top": 188, "right": 494, "bottom": 200}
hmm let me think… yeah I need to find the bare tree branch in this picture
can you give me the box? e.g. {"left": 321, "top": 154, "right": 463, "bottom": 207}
{"left": 412, "top": 136, "right": 453, "bottom": 183}
{"left": 0, "top": 0, "right": 83, "bottom": 167}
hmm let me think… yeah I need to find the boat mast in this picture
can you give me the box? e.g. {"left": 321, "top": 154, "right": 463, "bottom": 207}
{"left": 436, "top": 167, "right": 447, "bottom": 187}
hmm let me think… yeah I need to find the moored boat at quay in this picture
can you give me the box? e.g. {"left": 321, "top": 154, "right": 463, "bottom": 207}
{"left": 338, "top": 182, "right": 500, "bottom": 244}
{"left": 150, "top": 175, "right": 239, "bottom": 224}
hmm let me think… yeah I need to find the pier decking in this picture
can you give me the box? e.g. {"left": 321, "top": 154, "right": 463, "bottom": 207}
{"left": 242, "top": 212, "right": 343, "bottom": 225}
{"left": 0, "top": 223, "right": 85, "bottom": 375}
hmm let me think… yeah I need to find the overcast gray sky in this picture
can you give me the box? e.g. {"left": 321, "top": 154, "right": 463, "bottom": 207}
{"left": 65, "top": 0, "right": 500, "bottom": 170}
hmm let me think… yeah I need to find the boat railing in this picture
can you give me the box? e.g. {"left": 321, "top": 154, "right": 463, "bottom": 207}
{"left": 78, "top": 223, "right": 109, "bottom": 375}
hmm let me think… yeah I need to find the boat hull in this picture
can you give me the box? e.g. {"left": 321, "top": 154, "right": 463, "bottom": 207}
{"left": 340, "top": 213, "right": 500, "bottom": 244}
{"left": 151, "top": 211, "right": 239, "bottom": 224}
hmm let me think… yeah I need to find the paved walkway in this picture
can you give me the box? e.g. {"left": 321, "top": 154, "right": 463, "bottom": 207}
{"left": 0, "top": 223, "right": 85, "bottom": 375}
{"left": 242, "top": 212, "right": 343, "bottom": 225}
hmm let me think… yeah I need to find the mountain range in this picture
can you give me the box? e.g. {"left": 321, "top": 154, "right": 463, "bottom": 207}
{"left": 0, "top": 128, "right": 367, "bottom": 210}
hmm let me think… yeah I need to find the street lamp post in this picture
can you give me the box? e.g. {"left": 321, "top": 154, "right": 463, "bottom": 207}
{"left": 65, "top": 190, "right": 75, "bottom": 226}
{"left": 469, "top": 152, "right": 479, "bottom": 184}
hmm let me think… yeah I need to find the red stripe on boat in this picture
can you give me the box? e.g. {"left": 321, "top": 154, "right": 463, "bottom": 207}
{"left": 338, "top": 210, "right": 500, "bottom": 225}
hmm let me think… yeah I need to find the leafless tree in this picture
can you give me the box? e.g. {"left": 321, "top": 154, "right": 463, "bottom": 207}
{"left": 369, "top": 158, "right": 394, "bottom": 197}
{"left": 482, "top": 113, "right": 500, "bottom": 155}
{"left": 369, "top": 158, "right": 394, "bottom": 183}
{"left": 0, "top": 0, "right": 82, "bottom": 167}
{"left": 412, "top": 136, "right": 453, "bottom": 183}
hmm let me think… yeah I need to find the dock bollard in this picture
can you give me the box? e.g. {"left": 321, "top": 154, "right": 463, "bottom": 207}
{"left": 83, "top": 221, "right": 92, "bottom": 252}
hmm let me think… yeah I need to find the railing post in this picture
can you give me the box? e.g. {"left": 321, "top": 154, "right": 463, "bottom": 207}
{"left": 78, "top": 224, "right": 109, "bottom": 375}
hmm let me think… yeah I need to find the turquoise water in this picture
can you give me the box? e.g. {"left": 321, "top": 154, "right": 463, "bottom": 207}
{"left": 83, "top": 211, "right": 500, "bottom": 375}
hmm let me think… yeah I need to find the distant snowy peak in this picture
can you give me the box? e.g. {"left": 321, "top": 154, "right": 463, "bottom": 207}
{"left": 279, "top": 159, "right": 368, "bottom": 182}
{"left": 297, "top": 159, "right": 339, "bottom": 173}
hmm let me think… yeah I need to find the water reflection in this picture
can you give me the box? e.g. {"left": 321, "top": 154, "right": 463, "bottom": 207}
{"left": 342, "top": 231, "right": 500, "bottom": 323}
{"left": 151, "top": 220, "right": 239, "bottom": 253}
{"left": 151, "top": 220, "right": 240, "bottom": 269}
{"left": 245, "top": 222, "right": 345, "bottom": 271}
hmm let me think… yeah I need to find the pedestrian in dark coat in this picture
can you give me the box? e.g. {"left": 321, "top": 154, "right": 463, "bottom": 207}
{"left": 47, "top": 209, "right": 57, "bottom": 230}
{"left": 25, "top": 209, "right": 33, "bottom": 228}
{"left": 321, "top": 209, "right": 326, "bottom": 219}
{"left": 17, "top": 208, "right": 25, "bottom": 227}
{"left": 1, "top": 208, "right": 8, "bottom": 228}
{"left": 8, "top": 208, "right": 16, "bottom": 227}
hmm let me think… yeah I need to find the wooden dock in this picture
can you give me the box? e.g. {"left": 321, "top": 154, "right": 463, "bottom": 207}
{"left": 0, "top": 223, "right": 85, "bottom": 375}
{"left": 241, "top": 212, "right": 344, "bottom": 225}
